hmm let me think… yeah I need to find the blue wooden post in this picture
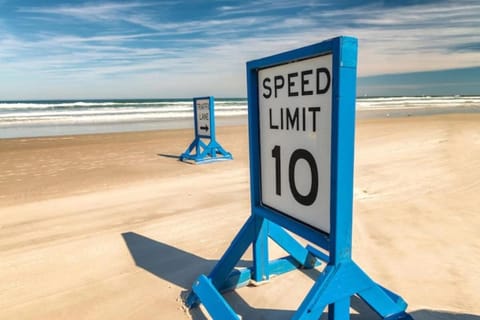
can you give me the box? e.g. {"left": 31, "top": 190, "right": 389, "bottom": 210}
{"left": 252, "top": 216, "right": 269, "bottom": 282}
{"left": 328, "top": 35, "right": 357, "bottom": 320}
{"left": 180, "top": 96, "right": 233, "bottom": 164}
{"left": 186, "top": 37, "right": 413, "bottom": 320}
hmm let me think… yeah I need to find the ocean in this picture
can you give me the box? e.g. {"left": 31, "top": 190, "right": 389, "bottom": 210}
{"left": 1, "top": 96, "right": 479, "bottom": 139}
{"left": 0, "top": 98, "right": 247, "bottom": 139}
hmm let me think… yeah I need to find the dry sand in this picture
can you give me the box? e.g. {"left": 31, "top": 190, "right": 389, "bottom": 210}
{"left": 0, "top": 114, "right": 479, "bottom": 319}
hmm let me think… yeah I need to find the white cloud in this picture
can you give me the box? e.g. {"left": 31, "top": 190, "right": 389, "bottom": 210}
{"left": 18, "top": 2, "right": 153, "bottom": 21}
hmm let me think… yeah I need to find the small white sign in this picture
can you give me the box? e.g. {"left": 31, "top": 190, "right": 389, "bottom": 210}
{"left": 259, "top": 54, "right": 332, "bottom": 233}
{"left": 196, "top": 99, "right": 211, "bottom": 137}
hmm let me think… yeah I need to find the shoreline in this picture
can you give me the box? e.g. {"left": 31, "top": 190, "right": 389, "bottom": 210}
{"left": 0, "top": 115, "right": 249, "bottom": 140}
{"left": 1, "top": 105, "right": 479, "bottom": 139}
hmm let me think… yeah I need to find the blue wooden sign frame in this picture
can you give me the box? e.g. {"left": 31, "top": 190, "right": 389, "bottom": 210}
{"left": 186, "top": 37, "right": 412, "bottom": 319}
{"left": 180, "top": 96, "right": 233, "bottom": 164}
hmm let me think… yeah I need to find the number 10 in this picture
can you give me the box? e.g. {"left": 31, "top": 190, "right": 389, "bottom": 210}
{"left": 271, "top": 145, "right": 319, "bottom": 206}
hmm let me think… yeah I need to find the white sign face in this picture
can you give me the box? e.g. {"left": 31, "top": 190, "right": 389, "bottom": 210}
{"left": 196, "top": 99, "right": 211, "bottom": 137}
{"left": 259, "top": 54, "right": 332, "bottom": 233}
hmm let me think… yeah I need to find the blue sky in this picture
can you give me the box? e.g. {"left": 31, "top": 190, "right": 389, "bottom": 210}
{"left": 0, "top": 0, "right": 479, "bottom": 99}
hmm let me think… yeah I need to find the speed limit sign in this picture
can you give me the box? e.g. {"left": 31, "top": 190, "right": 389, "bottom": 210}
{"left": 245, "top": 36, "right": 359, "bottom": 237}
{"left": 258, "top": 54, "right": 333, "bottom": 234}
{"left": 188, "top": 38, "right": 411, "bottom": 320}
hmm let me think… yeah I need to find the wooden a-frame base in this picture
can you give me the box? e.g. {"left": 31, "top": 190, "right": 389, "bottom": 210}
{"left": 180, "top": 137, "right": 232, "bottom": 164}
{"left": 186, "top": 216, "right": 413, "bottom": 320}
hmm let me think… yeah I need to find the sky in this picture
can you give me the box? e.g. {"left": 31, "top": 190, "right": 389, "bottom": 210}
{"left": 0, "top": 0, "right": 479, "bottom": 99}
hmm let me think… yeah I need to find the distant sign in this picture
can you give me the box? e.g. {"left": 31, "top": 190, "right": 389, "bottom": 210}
{"left": 180, "top": 96, "right": 232, "bottom": 164}
{"left": 195, "top": 98, "right": 211, "bottom": 137}
{"left": 259, "top": 54, "right": 333, "bottom": 234}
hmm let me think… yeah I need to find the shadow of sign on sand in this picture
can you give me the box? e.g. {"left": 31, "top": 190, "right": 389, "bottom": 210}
{"left": 121, "top": 231, "right": 294, "bottom": 319}
{"left": 157, "top": 153, "right": 181, "bottom": 160}
{"left": 121, "top": 232, "right": 479, "bottom": 320}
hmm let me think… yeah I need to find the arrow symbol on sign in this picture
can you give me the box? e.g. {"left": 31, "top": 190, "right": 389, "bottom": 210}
{"left": 200, "top": 125, "right": 209, "bottom": 131}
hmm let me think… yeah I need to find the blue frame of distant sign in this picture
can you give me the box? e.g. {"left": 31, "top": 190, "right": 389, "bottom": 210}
{"left": 179, "top": 96, "right": 232, "bottom": 164}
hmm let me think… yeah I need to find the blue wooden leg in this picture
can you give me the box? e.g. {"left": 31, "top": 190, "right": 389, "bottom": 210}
{"left": 180, "top": 139, "right": 197, "bottom": 160}
{"left": 292, "top": 265, "right": 337, "bottom": 320}
{"left": 208, "top": 216, "right": 256, "bottom": 288}
{"left": 213, "top": 141, "right": 233, "bottom": 159}
{"left": 204, "top": 140, "right": 233, "bottom": 160}
{"left": 187, "top": 216, "right": 257, "bottom": 307}
{"left": 192, "top": 275, "right": 240, "bottom": 320}
{"left": 292, "top": 261, "right": 411, "bottom": 320}
{"left": 253, "top": 216, "right": 269, "bottom": 282}
{"left": 358, "top": 284, "right": 408, "bottom": 319}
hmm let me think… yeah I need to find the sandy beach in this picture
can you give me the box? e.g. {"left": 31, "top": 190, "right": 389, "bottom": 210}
{"left": 1, "top": 113, "right": 479, "bottom": 319}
